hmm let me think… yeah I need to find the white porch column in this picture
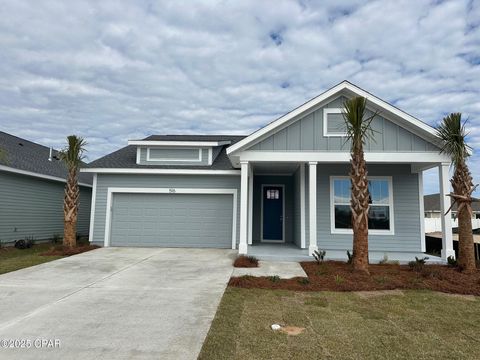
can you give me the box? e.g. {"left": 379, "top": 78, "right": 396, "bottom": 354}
{"left": 300, "top": 164, "right": 306, "bottom": 249}
{"left": 308, "top": 162, "right": 318, "bottom": 254}
{"left": 439, "top": 163, "right": 455, "bottom": 259}
{"left": 239, "top": 161, "right": 249, "bottom": 254}
{"left": 418, "top": 171, "right": 426, "bottom": 252}
{"left": 248, "top": 163, "right": 253, "bottom": 245}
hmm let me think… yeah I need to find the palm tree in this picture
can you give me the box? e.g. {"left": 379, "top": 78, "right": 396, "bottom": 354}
{"left": 342, "top": 96, "right": 377, "bottom": 274}
{"left": 437, "top": 113, "right": 477, "bottom": 272}
{"left": 60, "top": 135, "right": 86, "bottom": 248}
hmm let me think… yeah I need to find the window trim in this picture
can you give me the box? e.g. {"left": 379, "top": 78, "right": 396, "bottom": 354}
{"left": 323, "top": 108, "right": 347, "bottom": 137}
{"left": 146, "top": 147, "right": 203, "bottom": 162}
{"left": 329, "top": 176, "right": 395, "bottom": 235}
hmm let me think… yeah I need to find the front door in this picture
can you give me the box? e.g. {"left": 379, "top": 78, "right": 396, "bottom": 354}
{"left": 262, "top": 185, "right": 284, "bottom": 242}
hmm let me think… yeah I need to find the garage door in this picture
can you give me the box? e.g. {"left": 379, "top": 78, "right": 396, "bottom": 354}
{"left": 110, "top": 193, "right": 234, "bottom": 248}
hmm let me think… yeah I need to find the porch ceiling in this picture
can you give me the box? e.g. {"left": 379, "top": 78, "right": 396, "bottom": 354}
{"left": 252, "top": 162, "right": 300, "bottom": 175}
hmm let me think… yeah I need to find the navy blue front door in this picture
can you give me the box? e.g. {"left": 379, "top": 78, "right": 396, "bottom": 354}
{"left": 262, "top": 186, "right": 283, "bottom": 241}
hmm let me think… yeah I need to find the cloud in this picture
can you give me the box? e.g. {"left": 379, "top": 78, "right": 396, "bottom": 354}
{"left": 0, "top": 0, "right": 478, "bottom": 194}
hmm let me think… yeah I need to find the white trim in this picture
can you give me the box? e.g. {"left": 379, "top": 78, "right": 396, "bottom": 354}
{"left": 239, "top": 151, "right": 451, "bottom": 164}
{"left": 260, "top": 184, "right": 286, "bottom": 243}
{"left": 0, "top": 164, "right": 92, "bottom": 187}
{"left": 128, "top": 140, "right": 230, "bottom": 147}
{"left": 418, "top": 172, "right": 426, "bottom": 252}
{"left": 88, "top": 174, "right": 97, "bottom": 243}
{"left": 136, "top": 147, "right": 141, "bottom": 164}
{"left": 248, "top": 164, "right": 253, "bottom": 245}
{"left": 227, "top": 81, "right": 439, "bottom": 155}
{"left": 80, "top": 168, "right": 240, "bottom": 175}
{"left": 146, "top": 147, "right": 202, "bottom": 162}
{"left": 104, "top": 187, "right": 238, "bottom": 249}
{"left": 238, "top": 162, "right": 249, "bottom": 254}
{"left": 308, "top": 162, "right": 318, "bottom": 254}
{"left": 300, "top": 164, "right": 306, "bottom": 249}
{"left": 323, "top": 108, "right": 347, "bottom": 137}
{"left": 439, "top": 164, "right": 455, "bottom": 259}
{"left": 329, "top": 176, "right": 395, "bottom": 235}
{"left": 208, "top": 148, "right": 213, "bottom": 165}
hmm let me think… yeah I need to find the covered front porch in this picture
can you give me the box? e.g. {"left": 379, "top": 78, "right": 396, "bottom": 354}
{"left": 237, "top": 157, "right": 453, "bottom": 263}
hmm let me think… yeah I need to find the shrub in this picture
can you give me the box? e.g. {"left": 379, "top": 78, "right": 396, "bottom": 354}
{"left": 14, "top": 236, "right": 34, "bottom": 250}
{"left": 346, "top": 250, "right": 353, "bottom": 264}
{"left": 233, "top": 255, "right": 259, "bottom": 268}
{"left": 51, "top": 234, "right": 61, "bottom": 244}
{"left": 269, "top": 275, "right": 281, "bottom": 283}
{"left": 447, "top": 256, "right": 458, "bottom": 268}
{"left": 379, "top": 254, "right": 389, "bottom": 265}
{"left": 298, "top": 277, "right": 310, "bottom": 285}
{"left": 312, "top": 249, "right": 326, "bottom": 264}
{"left": 334, "top": 274, "right": 344, "bottom": 284}
{"left": 408, "top": 256, "right": 429, "bottom": 272}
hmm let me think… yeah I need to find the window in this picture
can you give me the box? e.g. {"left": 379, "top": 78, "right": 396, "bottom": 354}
{"left": 146, "top": 147, "right": 202, "bottom": 162}
{"left": 266, "top": 189, "right": 279, "bottom": 199}
{"left": 331, "top": 177, "right": 394, "bottom": 234}
{"left": 323, "top": 108, "right": 347, "bottom": 137}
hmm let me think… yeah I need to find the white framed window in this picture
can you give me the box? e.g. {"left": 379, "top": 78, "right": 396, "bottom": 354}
{"left": 323, "top": 108, "right": 347, "bottom": 137}
{"left": 330, "top": 176, "right": 395, "bottom": 235}
{"left": 146, "top": 147, "right": 202, "bottom": 162}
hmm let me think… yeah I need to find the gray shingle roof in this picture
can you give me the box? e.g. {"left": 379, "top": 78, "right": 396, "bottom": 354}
{"left": 0, "top": 131, "right": 93, "bottom": 185}
{"left": 424, "top": 193, "right": 480, "bottom": 212}
{"left": 87, "top": 135, "right": 246, "bottom": 170}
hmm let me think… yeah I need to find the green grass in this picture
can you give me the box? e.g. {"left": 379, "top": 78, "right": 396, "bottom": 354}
{"left": 0, "top": 243, "right": 64, "bottom": 275}
{"left": 200, "top": 288, "right": 480, "bottom": 360}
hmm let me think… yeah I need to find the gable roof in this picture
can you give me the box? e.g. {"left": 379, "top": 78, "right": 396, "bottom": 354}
{"left": 0, "top": 131, "right": 93, "bottom": 186}
{"left": 227, "top": 80, "right": 441, "bottom": 155}
{"left": 424, "top": 193, "right": 480, "bottom": 213}
{"left": 86, "top": 135, "right": 246, "bottom": 170}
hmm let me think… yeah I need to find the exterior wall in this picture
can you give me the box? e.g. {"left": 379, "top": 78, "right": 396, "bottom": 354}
{"left": 91, "top": 174, "right": 241, "bottom": 246}
{"left": 315, "top": 164, "right": 422, "bottom": 253}
{"left": 248, "top": 96, "right": 440, "bottom": 152}
{"left": 137, "top": 147, "right": 211, "bottom": 166}
{"left": 0, "top": 171, "right": 91, "bottom": 243}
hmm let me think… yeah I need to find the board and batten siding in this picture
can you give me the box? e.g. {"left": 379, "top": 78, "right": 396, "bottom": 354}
{"left": 0, "top": 171, "right": 91, "bottom": 243}
{"left": 91, "top": 174, "right": 241, "bottom": 246}
{"left": 137, "top": 147, "right": 210, "bottom": 166}
{"left": 248, "top": 96, "right": 440, "bottom": 153}
{"left": 312, "top": 164, "right": 422, "bottom": 253}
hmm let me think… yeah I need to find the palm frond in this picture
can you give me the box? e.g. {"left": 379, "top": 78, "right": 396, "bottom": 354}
{"left": 59, "top": 135, "right": 87, "bottom": 168}
{"left": 342, "top": 97, "right": 379, "bottom": 150}
{"left": 436, "top": 113, "right": 471, "bottom": 167}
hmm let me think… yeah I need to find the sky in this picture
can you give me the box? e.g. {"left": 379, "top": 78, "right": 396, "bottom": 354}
{"left": 0, "top": 0, "right": 478, "bottom": 195}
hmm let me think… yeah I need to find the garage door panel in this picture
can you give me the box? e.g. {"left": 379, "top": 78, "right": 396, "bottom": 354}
{"left": 110, "top": 193, "right": 233, "bottom": 248}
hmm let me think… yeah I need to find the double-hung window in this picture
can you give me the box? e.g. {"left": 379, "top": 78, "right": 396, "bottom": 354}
{"left": 331, "top": 177, "right": 394, "bottom": 235}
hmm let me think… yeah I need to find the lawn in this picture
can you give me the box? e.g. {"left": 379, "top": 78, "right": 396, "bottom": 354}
{"left": 200, "top": 288, "right": 480, "bottom": 360}
{"left": 0, "top": 243, "right": 64, "bottom": 275}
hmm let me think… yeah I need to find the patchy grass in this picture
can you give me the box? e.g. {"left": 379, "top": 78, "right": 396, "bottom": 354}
{"left": 233, "top": 255, "right": 259, "bottom": 268}
{"left": 228, "top": 261, "right": 480, "bottom": 296}
{"left": 200, "top": 288, "right": 480, "bottom": 360}
{"left": 0, "top": 243, "right": 64, "bottom": 275}
{"left": 41, "top": 244, "right": 100, "bottom": 256}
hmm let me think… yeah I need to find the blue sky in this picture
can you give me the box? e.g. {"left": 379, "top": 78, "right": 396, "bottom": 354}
{"left": 0, "top": 0, "right": 478, "bottom": 194}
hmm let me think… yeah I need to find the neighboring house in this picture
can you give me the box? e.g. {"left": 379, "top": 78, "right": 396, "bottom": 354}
{"left": 0, "top": 132, "right": 93, "bottom": 244}
{"left": 83, "top": 81, "right": 456, "bottom": 262}
{"left": 424, "top": 193, "right": 480, "bottom": 219}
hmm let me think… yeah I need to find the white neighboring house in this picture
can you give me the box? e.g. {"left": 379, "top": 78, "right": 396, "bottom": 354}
{"left": 424, "top": 193, "right": 480, "bottom": 220}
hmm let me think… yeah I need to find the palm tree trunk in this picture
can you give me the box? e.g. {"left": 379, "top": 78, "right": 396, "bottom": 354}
{"left": 457, "top": 207, "right": 475, "bottom": 272}
{"left": 64, "top": 220, "right": 77, "bottom": 248}
{"left": 63, "top": 168, "right": 79, "bottom": 248}
{"left": 350, "top": 147, "right": 370, "bottom": 273}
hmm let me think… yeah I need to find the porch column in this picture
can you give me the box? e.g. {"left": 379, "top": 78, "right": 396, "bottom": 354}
{"left": 248, "top": 163, "right": 253, "bottom": 245}
{"left": 439, "top": 163, "right": 455, "bottom": 260}
{"left": 239, "top": 161, "right": 249, "bottom": 254}
{"left": 308, "top": 162, "right": 318, "bottom": 254}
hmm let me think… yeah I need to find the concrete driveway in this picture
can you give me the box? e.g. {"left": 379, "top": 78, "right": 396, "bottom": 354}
{"left": 0, "top": 247, "right": 235, "bottom": 359}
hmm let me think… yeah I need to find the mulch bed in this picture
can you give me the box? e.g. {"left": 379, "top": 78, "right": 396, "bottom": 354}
{"left": 229, "top": 261, "right": 480, "bottom": 296}
{"left": 233, "top": 255, "right": 259, "bottom": 268}
{"left": 41, "top": 244, "right": 100, "bottom": 257}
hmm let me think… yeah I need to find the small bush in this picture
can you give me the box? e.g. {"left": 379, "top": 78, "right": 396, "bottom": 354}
{"left": 408, "top": 256, "right": 429, "bottom": 272}
{"left": 233, "top": 255, "right": 259, "bottom": 268}
{"left": 14, "top": 236, "right": 34, "bottom": 250}
{"left": 269, "top": 275, "right": 281, "bottom": 283}
{"left": 447, "top": 256, "right": 458, "bottom": 268}
{"left": 298, "top": 277, "right": 310, "bottom": 285}
{"left": 346, "top": 250, "right": 353, "bottom": 264}
{"left": 379, "top": 254, "right": 389, "bottom": 265}
{"left": 312, "top": 249, "right": 326, "bottom": 264}
{"left": 51, "top": 234, "right": 61, "bottom": 244}
{"left": 334, "top": 274, "right": 344, "bottom": 284}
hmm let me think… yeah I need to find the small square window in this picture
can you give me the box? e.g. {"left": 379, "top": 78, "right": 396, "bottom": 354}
{"left": 266, "top": 190, "right": 279, "bottom": 199}
{"left": 323, "top": 108, "right": 347, "bottom": 137}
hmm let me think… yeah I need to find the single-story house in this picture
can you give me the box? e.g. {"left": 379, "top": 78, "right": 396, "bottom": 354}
{"left": 0, "top": 131, "right": 92, "bottom": 244}
{"left": 82, "top": 81, "right": 456, "bottom": 262}
{"left": 424, "top": 193, "right": 480, "bottom": 219}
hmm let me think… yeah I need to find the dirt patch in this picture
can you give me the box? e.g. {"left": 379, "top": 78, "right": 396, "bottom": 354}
{"left": 233, "top": 255, "right": 259, "bottom": 268}
{"left": 280, "top": 326, "right": 305, "bottom": 336}
{"left": 228, "top": 261, "right": 480, "bottom": 296}
{"left": 41, "top": 244, "right": 100, "bottom": 257}
{"left": 355, "top": 289, "right": 405, "bottom": 299}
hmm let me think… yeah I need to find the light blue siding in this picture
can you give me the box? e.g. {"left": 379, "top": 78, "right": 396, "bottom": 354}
{"left": 92, "top": 174, "right": 241, "bottom": 246}
{"left": 248, "top": 96, "right": 440, "bottom": 152}
{"left": 138, "top": 147, "right": 210, "bottom": 166}
{"left": 0, "top": 171, "right": 91, "bottom": 243}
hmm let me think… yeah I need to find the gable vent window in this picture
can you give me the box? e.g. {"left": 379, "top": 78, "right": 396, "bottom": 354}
{"left": 323, "top": 108, "right": 347, "bottom": 137}
{"left": 146, "top": 148, "right": 202, "bottom": 162}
